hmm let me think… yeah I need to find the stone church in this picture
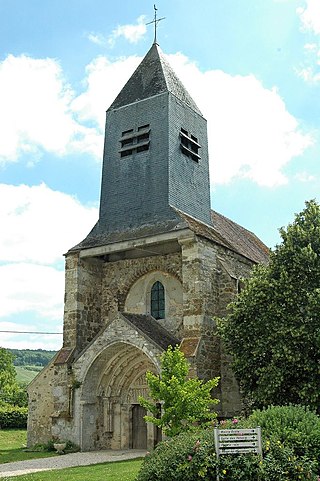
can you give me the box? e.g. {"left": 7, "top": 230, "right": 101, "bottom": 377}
{"left": 27, "top": 41, "right": 269, "bottom": 451}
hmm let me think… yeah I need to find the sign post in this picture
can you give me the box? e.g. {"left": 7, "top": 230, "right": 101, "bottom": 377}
{"left": 214, "top": 427, "right": 262, "bottom": 480}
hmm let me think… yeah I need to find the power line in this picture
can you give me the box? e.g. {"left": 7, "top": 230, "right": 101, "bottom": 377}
{"left": 0, "top": 330, "right": 62, "bottom": 335}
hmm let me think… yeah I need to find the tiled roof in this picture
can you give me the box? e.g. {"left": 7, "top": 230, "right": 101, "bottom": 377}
{"left": 108, "top": 43, "right": 202, "bottom": 115}
{"left": 54, "top": 347, "right": 74, "bottom": 365}
{"left": 177, "top": 209, "right": 270, "bottom": 264}
{"left": 122, "top": 313, "right": 180, "bottom": 351}
{"left": 69, "top": 208, "right": 269, "bottom": 265}
{"left": 180, "top": 337, "right": 200, "bottom": 357}
{"left": 211, "top": 210, "right": 270, "bottom": 263}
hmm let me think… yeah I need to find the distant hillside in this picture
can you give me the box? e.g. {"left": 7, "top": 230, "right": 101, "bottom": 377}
{"left": 15, "top": 366, "right": 42, "bottom": 384}
{"left": 8, "top": 349, "right": 57, "bottom": 384}
{"left": 9, "top": 349, "right": 57, "bottom": 367}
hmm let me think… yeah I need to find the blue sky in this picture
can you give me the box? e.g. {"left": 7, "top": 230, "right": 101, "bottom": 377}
{"left": 1, "top": 0, "right": 320, "bottom": 350}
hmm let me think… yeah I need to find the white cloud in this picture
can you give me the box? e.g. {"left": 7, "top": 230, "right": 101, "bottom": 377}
{"left": 108, "top": 15, "right": 147, "bottom": 46}
{"left": 87, "top": 15, "right": 147, "bottom": 48}
{"left": 0, "top": 55, "right": 101, "bottom": 163}
{"left": 0, "top": 183, "right": 98, "bottom": 264}
{"left": 296, "top": 2, "right": 320, "bottom": 84}
{"left": 74, "top": 51, "right": 312, "bottom": 187}
{"left": 72, "top": 55, "right": 141, "bottom": 129}
{"left": 297, "top": 0, "right": 320, "bottom": 35}
{"left": 167, "top": 53, "right": 313, "bottom": 186}
{"left": 296, "top": 65, "right": 320, "bottom": 83}
{"left": 87, "top": 33, "right": 106, "bottom": 46}
{"left": 0, "top": 263, "right": 64, "bottom": 320}
{"left": 296, "top": 42, "right": 320, "bottom": 84}
{"left": 0, "top": 184, "right": 98, "bottom": 348}
{"left": 304, "top": 43, "right": 318, "bottom": 52}
{"left": 294, "top": 171, "right": 316, "bottom": 182}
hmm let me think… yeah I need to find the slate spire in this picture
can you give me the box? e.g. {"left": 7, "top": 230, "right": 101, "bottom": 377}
{"left": 70, "top": 42, "right": 211, "bottom": 251}
{"left": 108, "top": 43, "right": 202, "bottom": 116}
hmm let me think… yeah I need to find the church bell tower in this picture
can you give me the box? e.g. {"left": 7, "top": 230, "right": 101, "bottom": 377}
{"left": 77, "top": 42, "right": 212, "bottom": 250}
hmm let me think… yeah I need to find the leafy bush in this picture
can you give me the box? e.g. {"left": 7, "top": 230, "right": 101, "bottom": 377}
{"left": 217, "top": 440, "right": 317, "bottom": 481}
{"left": 217, "top": 453, "right": 261, "bottom": 481}
{"left": 7, "top": 382, "right": 28, "bottom": 407}
{"left": 136, "top": 429, "right": 217, "bottom": 481}
{"left": 261, "top": 442, "right": 317, "bottom": 481}
{"left": 0, "top": 404, "right": 28, "bottom": 428}
{"left": 246, "top": 405, "right": 320, "bottom": 470}
{"left": 62, "top": 440, "right": 80, "bottom": 453}
{"left": 137, "top": 406, "right": 320, "bottom": 481}
{"left": 31, "top": 439, "right": 56, "bottom": 452}
{"left": 0, "top": 347, "right": 19, "bottom": 405}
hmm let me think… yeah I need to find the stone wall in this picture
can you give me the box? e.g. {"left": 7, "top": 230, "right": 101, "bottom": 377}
{"left": 178, "top": 234, "right": 255, "bottom": 416}
{"left": 63, "top": 253, "right": 103, "bottom": 353}
{"left": 27, "top": 358, "right": 56, "bottom": 447}
{"left": 124, "top": 270, "right": 184, "bottom": 335}
{"left": 201, "top": 238, "right": 255, "bottom": 416}
{"left": 63, "top": 232, "right": 256, "bottom": 420}
{"left": 29, "top": 230, "right": 258, "bottom": 448}
{"left": 101, "top": 252, "right": 182, "bottom": 334}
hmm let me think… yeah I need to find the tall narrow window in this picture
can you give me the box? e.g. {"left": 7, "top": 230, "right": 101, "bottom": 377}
{"left": 151, "top": 281, "right": 165, "bottom": 319}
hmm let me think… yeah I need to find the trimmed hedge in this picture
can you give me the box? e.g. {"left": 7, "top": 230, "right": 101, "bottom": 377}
{"left": 0, "top": 405, "right": 28, "bottom": 428}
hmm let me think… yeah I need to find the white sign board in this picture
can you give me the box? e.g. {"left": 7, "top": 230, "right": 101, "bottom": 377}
{"left": 214, "top": 427, "right": 262, "bottom": 458}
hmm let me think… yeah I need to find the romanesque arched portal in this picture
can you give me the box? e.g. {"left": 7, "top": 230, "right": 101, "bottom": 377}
{"left": 80, "top": 341, "right": 158, "bottom": 451}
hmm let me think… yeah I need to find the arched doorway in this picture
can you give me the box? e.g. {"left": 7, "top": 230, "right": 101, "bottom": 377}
{"left": 80, "top": 342, "right": 158, "bottom": 451}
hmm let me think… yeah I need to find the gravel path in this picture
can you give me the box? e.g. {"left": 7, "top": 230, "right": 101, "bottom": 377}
{"left": 0, "top": 450, "right": 146, "bottom": 478}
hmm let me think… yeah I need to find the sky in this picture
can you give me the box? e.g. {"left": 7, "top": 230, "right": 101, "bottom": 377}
{"left": 0, "top": 0, "right": 320, "bottom": 351}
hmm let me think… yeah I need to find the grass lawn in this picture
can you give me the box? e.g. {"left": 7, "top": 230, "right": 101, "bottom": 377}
{"left": 3, "top": 459, "right": 143, "bottom": 481}
{"left": 0, "top": 430, "right": 143, "bottom": 480}
{"left": 0, "top": 430, "right": 56, "bottom": 464}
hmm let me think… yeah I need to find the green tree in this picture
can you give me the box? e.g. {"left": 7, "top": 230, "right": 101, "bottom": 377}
{"left": 0, "top": 347, "right": 19, "bottom": 405}
{"left": 219, "top": 200, "right": 320, "bottom": 411}
{"left": 9, "top": 382, "right": 28, "bottom": 407}
{"left": 139, "top": 345, "right": 219, "bottom": 437}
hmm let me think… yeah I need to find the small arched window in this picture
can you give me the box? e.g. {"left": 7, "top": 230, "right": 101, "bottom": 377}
{"left": 151, "top": 281, "right": 165, "bottom": 319}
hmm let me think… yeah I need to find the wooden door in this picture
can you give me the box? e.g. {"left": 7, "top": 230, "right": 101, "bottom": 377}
{"left": 132, "top": 405, "right": 147, "bottom": 449}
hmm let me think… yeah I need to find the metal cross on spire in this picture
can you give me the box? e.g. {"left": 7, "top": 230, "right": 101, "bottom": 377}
{"left": 146, "top": 5, "right": 165, "bottom": 45}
